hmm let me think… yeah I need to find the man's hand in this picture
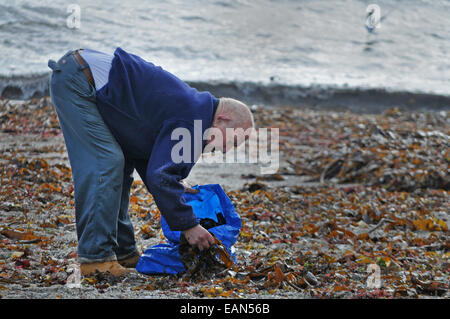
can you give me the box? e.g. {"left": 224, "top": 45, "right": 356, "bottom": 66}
{"left": 182, "top": 224, "right": 215, "bottom": 251}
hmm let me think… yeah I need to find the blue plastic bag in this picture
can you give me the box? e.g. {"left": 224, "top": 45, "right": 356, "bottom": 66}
{"left": 136, "top": 184, "right": 241, "bottom": 275}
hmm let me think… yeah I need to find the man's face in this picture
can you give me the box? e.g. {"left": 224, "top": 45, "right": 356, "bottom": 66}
{"left": 205, "top": 124, "right": 250, "bottom": 154}
{"left": 204, "top": 123, "right": 230, "bottom": 153}
{"left": 206, "top": 106, "right": 253, "bottom": 154}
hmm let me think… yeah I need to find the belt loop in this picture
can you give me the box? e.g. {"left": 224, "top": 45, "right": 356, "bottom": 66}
{"left": 48, "top": 59, "right": 61, "bottom": 72}
{"left": 77, "top": 63, "right": 89, "bottom": 71}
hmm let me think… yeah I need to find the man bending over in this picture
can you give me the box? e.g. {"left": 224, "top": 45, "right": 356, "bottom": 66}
{"left": 48, "top": 47, "right": 254, "bottom": 276}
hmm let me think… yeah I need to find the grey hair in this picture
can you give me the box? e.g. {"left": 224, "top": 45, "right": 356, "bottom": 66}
{"left": 218, "top": 97, "right": 254, "bottom": 128}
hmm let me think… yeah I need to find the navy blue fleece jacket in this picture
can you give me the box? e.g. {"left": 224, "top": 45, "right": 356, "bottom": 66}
{"left": 95, "top": 47, "right": 219, "bottom": 231}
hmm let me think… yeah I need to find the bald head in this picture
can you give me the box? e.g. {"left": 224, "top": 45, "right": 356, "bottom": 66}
{"left": 216, "top": 97, "right": 254, "bottom": 129}
{"left": 206, "top": 97, "right": 254, "bottom": 153}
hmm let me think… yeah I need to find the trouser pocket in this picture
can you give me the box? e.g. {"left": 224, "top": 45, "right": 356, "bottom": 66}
{"left": 68, "top": 70, "right": 96, "bottom": 100}
{"left": 48, "top": 52, "right": 96, "bottom": 102}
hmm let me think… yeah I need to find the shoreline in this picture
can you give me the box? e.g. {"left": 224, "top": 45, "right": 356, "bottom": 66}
{"left": 1, "top": 75, "right": 450, "bottom": 114}
{"left": 0, "top": 97, "right": 448, "bottom": 299}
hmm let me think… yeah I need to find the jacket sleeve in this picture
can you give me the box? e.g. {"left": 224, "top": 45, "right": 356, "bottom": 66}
{"left": 145, "top": 119, "right": 201, "bottom": 231}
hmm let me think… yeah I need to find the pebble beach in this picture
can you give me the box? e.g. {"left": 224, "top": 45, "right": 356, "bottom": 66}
{"left": 0, "top": 96, "right": 448, "bottom": 299}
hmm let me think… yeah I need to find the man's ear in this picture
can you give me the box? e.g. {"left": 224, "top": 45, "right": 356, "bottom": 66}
{"left": 217, "top": 114, "right": 232, "bottom": 122}
{"left": 213, "top": 113, "right": 231, "bottom": 126}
